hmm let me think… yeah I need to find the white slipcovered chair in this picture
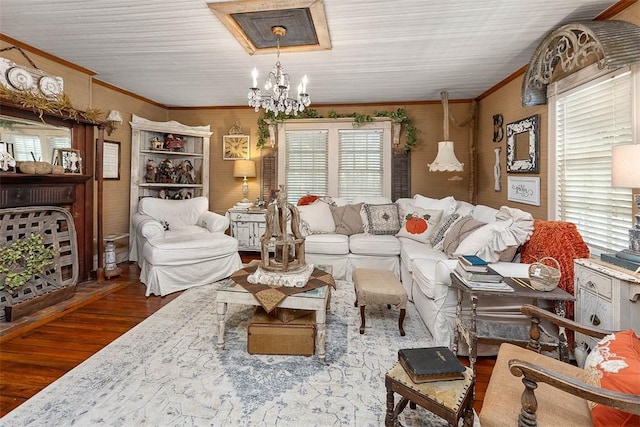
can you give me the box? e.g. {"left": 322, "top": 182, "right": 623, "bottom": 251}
{"left": 130, "top": 197, "right": 242, "bottom": 296}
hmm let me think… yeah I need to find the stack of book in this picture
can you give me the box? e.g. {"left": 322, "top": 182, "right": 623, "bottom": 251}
{"left": 453, "top": 255, "right": 514, "bottom": 292}
{"left": 398, "top": 347, "right": 466, "bottom": 383}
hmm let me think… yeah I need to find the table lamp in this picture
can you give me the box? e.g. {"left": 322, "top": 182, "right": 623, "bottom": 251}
{"left": 233, "top": 159, "right": 256, "bottom": 208}
{"left": 607, "top": 143, "right": 640, "bottom": 272}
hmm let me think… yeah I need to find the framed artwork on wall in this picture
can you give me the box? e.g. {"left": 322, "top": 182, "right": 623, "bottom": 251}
{"left": 507, "top": 176, "right": 541, "bottom": 206}
{"left": 102, "top": 140, "right": 121, "bottom": 180}
{"left": 223, "top": 135, "right": 250, "bottom": 160}
{"left": 506, "top": 114, "right": 539, "bottom": 173}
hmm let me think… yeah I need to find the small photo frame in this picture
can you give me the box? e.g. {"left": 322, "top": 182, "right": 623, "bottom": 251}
{"left": 223, "top": 135, "right": 250, "bottom": 160}
{"left": 56, "top": 148, "right": 83, "bottom": 174}
{"left": 0, "top": 141, "right": 17, "bottom": 172}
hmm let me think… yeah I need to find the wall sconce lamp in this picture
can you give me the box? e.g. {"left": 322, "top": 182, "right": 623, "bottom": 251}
{"left": 233, "top": 159, "right": 257, "bottom": 208}
{"left": 611, "top": 143, "right": 640, "bottom": 271}
{"left": 105, "top": 110, "right": 123, "bottom": 136}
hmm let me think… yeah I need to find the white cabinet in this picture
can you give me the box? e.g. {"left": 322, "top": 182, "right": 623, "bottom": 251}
{"left": 227, "top": 208, "right": 268, "bottom": 251}
{"left": 574, "top": 258, "right": 640, "bottom": 349}
{"left": 129, "top": 115, "right": 212, "bottom": 257}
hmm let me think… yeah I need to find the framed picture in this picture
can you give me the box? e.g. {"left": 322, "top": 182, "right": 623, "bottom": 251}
{"left": 56, "top": 148, "right": 83, "bottom": 174}
{"left": 507, "top": 176, "right": 541, "bottom": 206}
{"left": 223, "top": 135, "right": 250, "bottom": 160}
{"left": 101, "top": 140, "right": 121, "bottom": 180}
{"left": 506, "top": 114, "right": 539, "bottom": 173}
{"left": 0, "top": 141, "right": 16, "bottom": 172}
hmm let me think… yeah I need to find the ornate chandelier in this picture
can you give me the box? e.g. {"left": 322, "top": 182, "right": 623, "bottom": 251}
{"left": 248, "top": 26, "right": 311, "bottom": 116}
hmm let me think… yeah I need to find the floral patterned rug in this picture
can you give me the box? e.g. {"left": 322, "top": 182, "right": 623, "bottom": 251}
{"left": 2, "top": 278, "right": 446, "bottom": 426}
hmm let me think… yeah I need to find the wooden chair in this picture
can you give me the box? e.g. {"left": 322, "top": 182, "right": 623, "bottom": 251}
{"left": 479, "top": 304, "right": 640, "bottom": 426}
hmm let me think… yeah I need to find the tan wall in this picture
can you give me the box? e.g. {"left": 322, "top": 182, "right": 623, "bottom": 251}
{"left": 169, "top": 102, "right": 473, "bottom": 214}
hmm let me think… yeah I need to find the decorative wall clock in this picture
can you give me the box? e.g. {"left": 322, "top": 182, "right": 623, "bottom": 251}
{"left": 223, "top": 134, "right": 250, "bottom": 160}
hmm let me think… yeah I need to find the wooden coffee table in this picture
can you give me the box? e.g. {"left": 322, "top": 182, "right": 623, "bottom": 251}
{"left": 216, "top": 278, "right": 331, "bottom": 362}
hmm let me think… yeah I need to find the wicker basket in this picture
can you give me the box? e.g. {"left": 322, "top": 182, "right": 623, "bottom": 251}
{"left": 528, "top": 257, "right": 561, "bottom": 292}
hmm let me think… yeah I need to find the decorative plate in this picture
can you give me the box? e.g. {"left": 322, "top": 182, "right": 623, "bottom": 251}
{"left": 39, "top": 76, "right": 62, "bottom": 97}
{"left": 6, "top": 67, "right": 34, "bottom": 90}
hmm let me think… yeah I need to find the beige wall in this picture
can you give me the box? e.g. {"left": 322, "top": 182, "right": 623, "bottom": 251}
{"left": 2, "top": 1, "right": 637, "bottom": 259}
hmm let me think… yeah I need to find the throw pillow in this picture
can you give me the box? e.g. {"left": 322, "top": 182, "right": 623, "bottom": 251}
{"left": 297, "top": 195, "right": 320, "bottom": 206}
{"left": 396, "top": 206, "right": 443, "bottom": 243}
{"left": 361, "top": 203, "right": 401, "bottom": 235}
{"left": 430, "top": 213, "right": 461, "bottom": 246}
{"left": 441, "top": 215, "right": 486, "bottom": 258}
{"left": 330, "top": 203, "right": 364, "bottom": 235}
{"left": 297, "top": 201, "right": 336, "bottom": 235}
{"left": 412, "top": 195, "right": 457, "bottom": 216}
{"left": 583, "top": 329, "right": 640, "bottom": 427}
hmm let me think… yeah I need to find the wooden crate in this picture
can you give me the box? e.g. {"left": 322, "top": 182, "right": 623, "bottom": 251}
{"left": 248, "top": 307, "right": 316, "bottom": 356}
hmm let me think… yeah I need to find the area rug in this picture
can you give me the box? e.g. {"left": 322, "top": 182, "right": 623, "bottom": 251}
{"left": 2, "top": 279, "right": 447, "bottom": 426}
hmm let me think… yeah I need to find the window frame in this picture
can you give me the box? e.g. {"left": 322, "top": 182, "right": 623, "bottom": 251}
{"left": 276, "top": 118, "right": 393, "bottom": 202}
{"left": 548, "top": 63, "right": 640, "bottom": 255}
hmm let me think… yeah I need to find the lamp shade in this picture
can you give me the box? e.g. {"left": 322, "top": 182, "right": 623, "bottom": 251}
{"left": 106, "top": 110, "right": 123, "bottom": 123}
{"left": 428, "top": 141, "right": 464, "bottom": 172}
{"left": 612, "top": 144, "right": 640, "bottom": 188}
{"left": 233, "top": 159, "right": 256, "bottom": 178}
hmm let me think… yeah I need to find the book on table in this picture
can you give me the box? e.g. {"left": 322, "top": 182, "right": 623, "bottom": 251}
{"left": 454, "top": 262, "right": 503, "bottom": 282}
{"left": 457, "top": 255, "right": 489, "bottom": 272}
{"left": 452, "top": 271, "right": 515, "bottom": 292}
{"left": 398, "top": 347, "right": 466, "bottom": 383}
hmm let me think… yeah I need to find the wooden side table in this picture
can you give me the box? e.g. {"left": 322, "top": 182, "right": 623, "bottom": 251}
{"left": 385, "top": 362, "right": 474, "bottom": 427}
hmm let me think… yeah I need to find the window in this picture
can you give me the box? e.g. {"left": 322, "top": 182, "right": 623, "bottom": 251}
{"left": 277, "top": 119, "right": 392, "bottom": 203}
{"left": 549, "top": 65, "right": 637, "bottom": 255}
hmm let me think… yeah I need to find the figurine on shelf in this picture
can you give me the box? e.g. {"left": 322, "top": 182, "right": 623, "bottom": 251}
{"left": 164, "top": 134, "right": 184, "bottom": 152}
{"left": 145, "top": 159, "right": 157, "bottom": 182}
{"left": 172, "top": 188, "right": 192, "bottom": 200}
{"left": 158, "top": 188, "right": 169, "bottom": 199}
{"left": 158, "top": 158, "right": 174, "bottom": 183}
{"left": 150, "top": 137, "right": 164, "bottom": 151}
{"left": 175, "top": 159, "right": 195, "bottom": 184}
{"left": 0, "top": 148, "right": 16, "bottom": 172}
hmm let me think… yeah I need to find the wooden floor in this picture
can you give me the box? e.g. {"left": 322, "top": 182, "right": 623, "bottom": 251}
{"left": 0, "top": 261, "right": 495, "bottom": 418}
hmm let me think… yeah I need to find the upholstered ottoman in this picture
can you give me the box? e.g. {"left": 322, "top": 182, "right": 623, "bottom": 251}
{"left": 353, "top": 268, "right": 408, "bottom": 336}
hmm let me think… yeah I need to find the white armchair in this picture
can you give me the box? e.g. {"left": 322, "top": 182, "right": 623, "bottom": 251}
{"left": 130, "top": 197, "right": 242, "bottom": 296}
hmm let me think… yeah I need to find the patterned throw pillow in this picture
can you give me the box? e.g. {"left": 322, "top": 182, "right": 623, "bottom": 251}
{"left": 583, "top": 329, "right": 640, "bottom": 427}
{"left": 430, "top": 213, "right": 461, "bottom": 246}
{"left": 441, "top": 215, "right": 486, "bottom": 258}
{"left": 361, "top": 203, "right": 401, "bottom": 235}
{"left": 396, "top": 206, "right": 443, "bottom": 243}
{"left": 330, "top": 203, "right": 364, "bottom": 235}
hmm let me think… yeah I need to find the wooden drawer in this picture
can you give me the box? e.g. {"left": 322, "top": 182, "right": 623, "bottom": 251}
{"left": 230, "top": 212, "right": 264, "bottom": 222}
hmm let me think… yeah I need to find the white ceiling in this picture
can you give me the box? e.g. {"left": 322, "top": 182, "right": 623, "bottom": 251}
{"left": 0, "top": 0, "right": 620, "bottom": 107}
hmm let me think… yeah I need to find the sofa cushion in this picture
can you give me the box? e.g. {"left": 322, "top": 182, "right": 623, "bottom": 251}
{"left": 143, "top": 233, "right": 238, "bottom": 265}
{"left": 304, "top": 233, "right": 350, "bottom": 255}
{"left": 350, "top": 233, "right": 401, "bottom": 256}
{"left": 442, "top": 215, "right": 486, "bottom": 258}
{"left": 471, "top": 204, "right": 499, "bottom": 224}
{"left": 297, "top": 201, "right": 336, "bottom": 235}
{"left": 330, "top": 203, "right": 364, "bottom": 235}
{"left": 453, "top": 206, "right": 534, "bottom": 262}
{"left": 362, "top": 203, "right": 402, "bottom": 235}
{"left": 584, "top": 329, "right": 640, "bottom": 427}
{"left": 139, "top": 196, "right": 208, "bottom": 229}
{"left": 297, "top": 194, "right": 320, "bottom": 206}
{"left": 412, "top": 195, "right": 457, "bottom": 216}
{"left": 430, "top": 213, "right": 461, "bottom": 247}
{"left": 396, "top": 206, "right": 443, "bottom": 243}
{"left": 398, "top": 237, "right": 448, "bottom": 272}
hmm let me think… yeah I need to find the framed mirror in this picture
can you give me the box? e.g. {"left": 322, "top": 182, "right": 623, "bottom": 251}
{"left": 506, "top": 114, "right": 539, "bottom": 173}
{"left": 0, "top": 114, "right": 72, "bottom": 163}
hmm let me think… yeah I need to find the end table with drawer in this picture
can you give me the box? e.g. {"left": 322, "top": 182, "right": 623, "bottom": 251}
{"left": 227, "top": 207, "right": 268, "bottom": 251}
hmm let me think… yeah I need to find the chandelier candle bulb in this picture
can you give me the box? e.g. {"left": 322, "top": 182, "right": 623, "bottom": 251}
{"left": 252, "top": 68, "right": 258, "bottom": 88}
{"left": 302, "top": 75, "right": 308, "bottom": 93}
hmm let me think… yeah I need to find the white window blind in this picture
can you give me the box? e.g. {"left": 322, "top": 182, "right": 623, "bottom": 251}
{"left": 338, "top": 129, "right": 383, "bottom": 200}
{"left": 284, "top": 129, "right": 329, "bottom": 203}
{"left": 554, "top": 70, "right": 633, "bottom": 253}
{"left": 10, "top": 134, "right": 42, "bottom": 161}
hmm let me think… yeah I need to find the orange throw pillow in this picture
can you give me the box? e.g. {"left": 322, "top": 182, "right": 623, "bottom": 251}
{"left": 583, "top": 329, "right": 640, "bottom": 426}
{"left": 297, "top": 195, "right": 320, "bottom": 206}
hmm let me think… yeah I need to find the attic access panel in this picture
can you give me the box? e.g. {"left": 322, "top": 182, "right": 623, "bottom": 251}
{"left": 209, "top": 0, "right": 331, "bottom": 55}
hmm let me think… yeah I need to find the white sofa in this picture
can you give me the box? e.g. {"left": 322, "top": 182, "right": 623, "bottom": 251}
{"left": 130, "top": 197, "right": 242, "bottom": 296}
{"left": 297, "top": 194, "right": 541, "bottom": 353}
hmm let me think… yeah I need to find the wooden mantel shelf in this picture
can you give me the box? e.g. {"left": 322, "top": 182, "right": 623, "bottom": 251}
{"left": 0, "top": 173, "right": 92, "bottom": 184}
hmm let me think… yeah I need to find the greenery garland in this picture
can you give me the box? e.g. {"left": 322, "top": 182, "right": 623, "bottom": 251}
{"left": 257, "top": 108, "right": 418, "bottom": 151}
{"left": 0, "top": 233, "right": 56, "bottom": 293}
